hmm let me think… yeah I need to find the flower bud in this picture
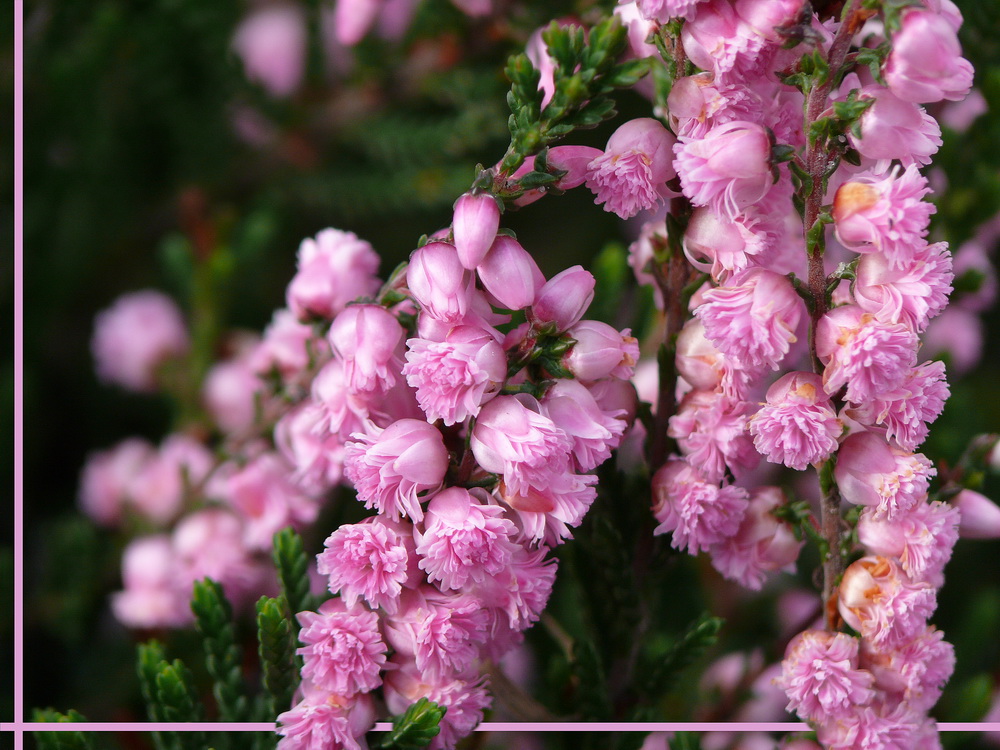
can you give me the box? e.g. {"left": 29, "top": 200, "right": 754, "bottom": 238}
{"left": 406, "top": 241, "right": 473, "bottom": 323}
{"left": 529, "top": 266, "right": 596, "bottom": 332}
{"left": 564, "top": 320, "right": 638, "bottom": 382}
{"left": 953, "top": 489, "right": 1000, "bottom": 540}
{"left": 453, "top": 192, "right": 500, "bottom": 270}
{"left": 476, "top": 235, "right": 544, "bottom": 310}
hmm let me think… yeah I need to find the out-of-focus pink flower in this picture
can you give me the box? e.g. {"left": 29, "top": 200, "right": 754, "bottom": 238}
{"left": 835, "top": 432, "right": 935, "bottom": 520}
{"left": 344, "top": 418, "right": 449, "bottom": 522}
{"left": 407, "top": 241, "right": 474, "bottom": 324}
{"left": 453, "top": 193, "right": 500, "bottom": 270}
{"left": 92, "top": 290, "right": 189, "bottom": 392}
{"left": 748, "top": 372, "right": 842, "bottom": 471}
{"left": 674, "top": 121, "right": 774, "bottom": 220}
{"left": 297, "top": 598, "right": 386, "bottom": 695}
{"left": 277, "top": 687, "right": 374, "bottom": 750}
{"left": 695, "top": 268, "right": 804, "bottom": 373}
{"left": 953, "top": 489, "right": 1000, "bottom": 540}
{"left": 415, "top": 487, "right": 519, "bottom": 591}
{"left": 857, "top": 500, "right": 959, "bottom": 587}
{"left": 275, "top": 400, "right": 348, "bottom": 495}
{"left": 814, "top": 700, "right": 927, "bottom": 750}
{"left": 564, "top": 320, "right": 638, "bottom": 382}
{"left": 287, "top": 229, "right": 381, "bottom": 321}
{"left": 203, "top": 353, "right": 264, "bottom": 434}
{"left": 668, "top": 389, "right": 758, "bottom": 483}
{"left": 318, "top": 516, "right": 419, "bottom": 615}
{"left": 777, "top": 630, "right": 875, "bottom": 723}
{"left": 129, "top": 434, "right": 214, "bottom": 525}
{"left": 940, "top": 88, "right": 987, "bottom": 132}
{"left": 833, "top": 165, "right": 935, "bottom": 269}
{"left": 884, "top": 8, "right": 973, "bottom": 103}
{"left": 651, "top": 458, "right": 748, "bottom": 554}
{"left": 111, "top": 535, "right": 190, "bottom": 629}
{"left": 328, "top": 304, "right": 405, "bottom": 394}
{"left": 816, "top": 306, "right": 918, "bottom": 405}
{"left": 529, "top": 266, "right": 596, "bottom": 333}
{"left": 849, "top": 86, "right": 942, "bottom": 168}
{"left": 476, "top": 235, "right": 545, "bottom": 311}
{"left": 233, "top": 5, "right": 307, "bottom": 98}
{"left": 585, "top": 118, "right": 677, "bottom": 219}
{"left": 79, "top": 438, "right": 155, "bottom": 526}
{"left": 854, "top": 241, "right": 953, "bottom": 332}
{"left": 333, "top": 0, "right": 383, "bottom": 46}
{"left": 251, "top": 308, "right": 326, "bottom": 384}
{"left": 838, "top": 556, "right": 937, "bottom": 652}
{"left": 403, "top": 325, "right": 506, "bottom": 426}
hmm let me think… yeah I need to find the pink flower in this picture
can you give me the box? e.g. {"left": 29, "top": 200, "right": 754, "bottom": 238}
{"left": 251, "top": 308, "right": 326, "bottom": 384}
{"left": 682, "top": 204, "right": 776, "bottom": 280}
{"left": 414, "top": 487, "right": 518, "bottom": 591}
{"left": 407, "top": 241, "right": 474, "bottom": 324}
{"left": 91, "top": 290, "right": 189, "bottom": 392}
{"left": 666, "top": 73, "right": 762, "bottom": 141}
{"left": 297, "top": 599, "right": 387, "bottom": 695}
{"left": 129, "top": 434, "right": 214, "bottom": 524}
{"left": 838, "top": 556, "right": 938, "bottom": 652}
{"left": 287, "top": 228, "right": 381, "bottom": 321}
{"left": 651, "top": 458, "right": 749, "bottom": 554}
{"left": 277, "top": 687, "right": 374, "bottom": 750}
{"left": 344, "top": 418, "right": 450, "bottom": 522}
{"left": 274, "top": 400, "right": 347, "bottom": 494}
{"left": 885, "top": 8, "right": 974, "bottom": 103}
{"left": 849, "top": 86, "right": 942, "bottom": 168}
{"left": 403, "top": 326, "right": 506, "bottom": 425}
{"left": 333, "top": 0, "right": 383, "bottom": 46}
{"left": 845, "top": 360, "right": 949, "bottom": 451}
{"left": 861, "top": 626, "right": 955, "bottom": 713}
{"left": 78, "top": 438, "right": 154, "bottom": 526}
{"left": 543, "top": 379, "right": 628, "bottom": 472}
{"left": 202, "top": 353, "right": 264, "bottom": 434}
{"left": 668, "top": 389, "right": 758, "bottom": 483}
{"left": 674, "top": 121, "right": 773, "bottom": 220}
{"left": 748, "top": 372, "right": 842, "bottom": 471}
{"left": 452, "top": 193, "right": 500, "bottom": 270}
{"left": 476, "top": 235, "right": 544, "bottom": 311}
{"left": 232, "top": 5, "right": 307, "bottom": 98}
{"left": 922, "top": 307, "right": 983, "bottom": 375}
{"left": 585, "top": 118, "right": 677, "bottom": 219}
{"left": 111, "top": 535, "right": 189, "bottom": 629}
{"left": 471, "top": 395, "right": 574, "bottom": 496}
{"left": 328, "top": 304, "right": 405, "bottom": 393}
{"left": 834, "top": 432, "right": 935, "bottom": 520}
{"left": 318, "top": 516, "right": 418, "bottom": 614}
{"left": 564, "top": 320, "right": 639, "bottom": 382}
{"left": 473, "top": 545, "right": 557, "bottom": 632}
{"left": 777, "top": 630, "right": 875, "bottom": 723}
{"left": 499, "top": 472, "right": 598, "bottom": 546}
{"left": 815, "top": 701, "right": 927, "bottom": 750}
{"left": 383, "top": 588, "right": 489, "bottom": 680}
{"left": 953, "top": 489, "right": 1000, "bottom": 540}
{"left": 674, "top": 318, "right": 749, "bottom": 396}
{"left": 709, "top": 486, "right": 803, "bottom": 590}
{"left": 733, "top": 0, "right": 807, "bottom": 44}
{"left": 633, "top": 0, "right": 705, "bottom": 22}
{"left": 680, "top": 0, "right": 770, "bottom": 83}
{"left": 816, "top": 306, "right": 918, "bottom": 405}
{"left": 857, "top": 501, "right": 960, "bottom": 588}
{"left": 695, "top": 268, "right": 804, "bottom": 373}
{"left": 529, "top": 266, "right": 596, "bottom": 333}
{"left": 833, "top": 166, "right": 935, "bottom": 269}
{"left": 853, "top": 241, "right": 953, "bottom": 332}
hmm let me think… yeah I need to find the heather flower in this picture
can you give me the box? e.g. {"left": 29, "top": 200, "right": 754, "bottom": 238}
{"left": 733, "top": 0, "right": 807, "bottom": 44}
{"left": 452, "top": 192, "right": 500, "bottom": 270}
{"left": 318, "top": 516, "right": 418, "bottom": 614}
{"left": 849, "top": 86, "right": 942, "bottom": 168}
{"left": 680, "top": 0, "right": 770, "bottom": 83}
{"left": 529, "top": 266, "right": 596, "bottom": 333}
{"left": 251, "top": 308, "right": 326, "bottom": 383}
{"left": 777, "top": 630, "right": 875, "bottom": 723}
{"left": 476, "top": 235, "right": 544, "bottom": 311}
{"left": 129, "top": 434, "right": 214, "bottom": 525}
{"left": 815, "top": 701, "right": 926, "bottom": 750}
{"left": 862, "top": 625, "right": 955, "bottom": 713}
{"left": 695, "top": 268, "right": 804, "bottom": 373}
{"left": 668, "top": 389, "right": 758, "bottom": 483}
{"left": 470, "top": 395, "right": 574, "bottom": 497}
{"left": 297, "top": 599, "right": 387, "bottom": 695}
{"left": 407, "top": 241, "right": 474, "bottom": 324}
{"left": 78, "top": 438, "right": 155, "bottom": 526}
{"left": 682, "top": 204, "right": 773, "bottom": 280}
{"left": 277, "top": 687, "right": 375, "bottom": 750}
{"left": 274, "top": 400, "right": 348, "bottom": 494}
{"left": 853, "top": 241, "right": 953, "bottom": 332}
{"left": 286, "top": 228, "right": 381, "bottom": 321}
{"left": 328, "top": 303, "right": 405, "bottom": 394}
{"left": 832, "top": 165, "right": 935, "bottom": 269}
{"left": 674, "top": 121, "right": 773, "bottom": 220}
{"left": 91, "top": 290, "right": 189, "bottom": 392}
{"left": 748, "top": 372, "right": 842, "bottom": 471}
{"left": 111, "top": 535, "right": 189, "bottom": 629}
{"left": 838, "top": 556, "right": 938, "bottom": 652}
{"left": 474, "top": 545, "right": 557, "bottom": 632}
{"left": 500, "top": 471, "right": 599, "bottom": 546}
{"left": 816, "top": 306, "right": 918, "bottom": 405}
{"left": 585, "top": 118, "right": 677, "bottom": 219}
{"left": 651, "top": 458, "right": 749, "bottom": 554}
{"left": 845, "top": 360, "right": 949, "bottom": 451}
{"left": 232, "top": 5, "right": 307, "bottom": 98}
{"left": 414, "top": 487, "right": 519, "bottom": 591}
{"left": 344, "top": 418, "right": 450, "bottom": 522}
{"left": 857, "top": 500, "right": 960, "bottom": 587}
{"left": 202, "top": 354, "right": 264, "bottom": 434}
{"left": 884, "top": 8, "right": 973, "bottom": 104}
{"left": 632, "top": 0, "right": 705, "bottom": 23}
{"left": 674, "top": 317, "right": 746, "bottom": 395}
{"left": 332, "top": 0, "right": 383, "bottom": 46}
{"left": 564, "top": 320, "right": 639, "bottom": 382}
{"left": 666, "top": 73, "right": 762, "bottom": 141}
{"left": 403, "top": 326, "right": 506, "bottom": 425}
{"left": 834, "top": 432, "right": 935, "bottom": 520}
{"left": 543, "top": 379, "right": 628, "bottom": 472}
{"left": 953, "top": 489, "right": 1000, "bottom": 540}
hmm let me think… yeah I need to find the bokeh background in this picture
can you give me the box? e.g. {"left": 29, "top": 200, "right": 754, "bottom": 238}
{"left": 10, "top": 0, "right": 1000, "bottom": 747}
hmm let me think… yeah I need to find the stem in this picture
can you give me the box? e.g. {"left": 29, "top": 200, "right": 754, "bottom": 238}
{"left": 803, "top": 0, "right": 864, "bottom": 626}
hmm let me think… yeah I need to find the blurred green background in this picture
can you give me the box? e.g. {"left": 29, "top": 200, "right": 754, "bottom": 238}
{"left": 10, "top": 0, "right": 1000, "bottom": 747}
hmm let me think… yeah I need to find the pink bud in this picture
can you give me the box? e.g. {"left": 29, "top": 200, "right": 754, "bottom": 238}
{"left": 885, "top": 8, "right": 974, "bottom": 104}
{"left": 328, "top": 303, "right": 405, "bottom": 393}
{"left": 548, "top": 145, "right": 605, "bottom": 190}
{"left": 564, "top": 320, "right": 638, "bottom": 382}
{"left": 406, "top": 241, "right": 474, "bottom": 323}
{"left": 953, "top": 489, "right": 1000, "bottom": 540}
{"left": 453, "top": 193, "right": 500, "bottom": 270}
{"left": 530, "top": 266, "right": 596, "bottom": 332}
{"left": 476, "top": 235, "right": 544, "bottom": 310}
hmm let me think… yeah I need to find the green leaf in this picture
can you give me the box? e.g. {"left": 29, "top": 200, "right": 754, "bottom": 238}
{"left": 32, "top": 709, "right": 96, "bottom": 750}
{"left": 572, "top": 638, "right": 613, "bottom": 719}
{"left": 669, "top": 732, "right": 703, "bottom": 750}
{"left": 639, "top": 613, "right": 724, "bottom": 698}
{"left": 257, "top": 595, "right": 300, "bottom": 719}
{"left": 192, "top": 577, "right": 250, "bottom": 722}
{"left": 376, "top": 697, "right": 447, "bottom": 750}
{"left": 273, "top": 527, "right": 317, "bottom": 625}
{"left": 155, "top": 660, "right": 207, "bottom": 750}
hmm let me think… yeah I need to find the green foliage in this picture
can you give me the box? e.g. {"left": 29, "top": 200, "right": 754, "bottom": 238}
{"left": 256, "top": 595, "right": 300, "bottom": 719}
{"left": 137, "top": 642, "right": 204, "bottom": 750}
{"left": 571, "top": 638, "right": 614, "bottom": 719}
{"left": 375, "top": 697, "right": 447, "bottom": 750}
{"left": 669, "top": 732, "right": 703, "bottom": 750}
{"left": 273, "top": 527, "right": 318, "bottom": 627}
{"left": 636, "top": 613, "right": 724, "bottom": 699}
{"left": 32, "top": 708, "right": 96, "bottom": 750}
{"left": 192, "top": 578, "right": 251, "bottom": 722}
